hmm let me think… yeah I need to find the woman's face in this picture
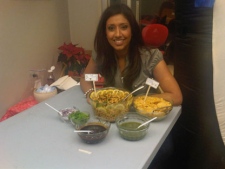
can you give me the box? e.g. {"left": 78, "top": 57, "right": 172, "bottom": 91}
{"left": 106, "top": 14, "right": 132, "bottom": 55}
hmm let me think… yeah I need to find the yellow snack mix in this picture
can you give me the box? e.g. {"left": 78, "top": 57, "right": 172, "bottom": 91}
{"left": 133, "top": 96, "right": 172, "bottom": 119}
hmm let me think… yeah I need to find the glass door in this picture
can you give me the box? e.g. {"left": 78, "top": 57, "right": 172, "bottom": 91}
{"left": 104, "top": 0, "right": 174, "bottom": 26}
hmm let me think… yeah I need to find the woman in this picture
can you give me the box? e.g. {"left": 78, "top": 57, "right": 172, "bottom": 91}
{"left": 80, "top": 3, "right": 182, "bottom": 106}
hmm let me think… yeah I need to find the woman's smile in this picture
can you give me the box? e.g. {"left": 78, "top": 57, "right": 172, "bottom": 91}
{"left": 113, "top": 38, "right": 125, "bottom": 46}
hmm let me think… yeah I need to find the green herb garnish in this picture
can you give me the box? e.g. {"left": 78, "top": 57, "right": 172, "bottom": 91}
{"left": 68, "top": 111, "right": 90, "bottom": 124}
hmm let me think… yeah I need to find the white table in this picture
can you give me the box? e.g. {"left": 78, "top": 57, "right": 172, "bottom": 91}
{"left": 0, "top": 86, "right": 181, "bottom": 169}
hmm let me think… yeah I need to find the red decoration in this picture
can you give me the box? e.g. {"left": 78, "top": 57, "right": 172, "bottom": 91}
{"left": 0, "top": 96, "right": 38, "bottom": 122}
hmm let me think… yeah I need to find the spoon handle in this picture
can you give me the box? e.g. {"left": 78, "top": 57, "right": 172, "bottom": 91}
{"left": 45, "top": 103, "right": 62, "bottom": 115}
{"left": 74, "top": 130, "right": 93, "bottom": 133}
{"left": 137, "top": 117, "right": 157, "bottom": 129}
{"left": 123, "top": 85, "right": 145, "bottom": 101}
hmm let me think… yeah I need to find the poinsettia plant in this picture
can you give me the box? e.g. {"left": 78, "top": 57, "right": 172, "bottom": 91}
{"left": 57, "top": 43, "right": 91, "bottom": 76}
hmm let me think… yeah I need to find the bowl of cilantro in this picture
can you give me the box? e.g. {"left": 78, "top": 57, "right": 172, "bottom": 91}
{"left": 68, "top": 110, "right": 90, "bottom": 126}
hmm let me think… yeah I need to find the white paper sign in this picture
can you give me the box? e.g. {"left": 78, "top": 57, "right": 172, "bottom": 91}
{"left": 85, "top": 74, "right": 99, "bottom": 81}
{"left": 145, "top": 78, "right": 159, "bottom": 89}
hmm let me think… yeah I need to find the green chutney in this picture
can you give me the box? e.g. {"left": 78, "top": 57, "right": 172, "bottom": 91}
{"left": 120, "top": 121, "right": 146, "bottom": 130}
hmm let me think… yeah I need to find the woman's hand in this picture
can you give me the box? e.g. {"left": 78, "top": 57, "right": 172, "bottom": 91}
{"left": 153, "top": 60, "right": 183, "bottom": 106}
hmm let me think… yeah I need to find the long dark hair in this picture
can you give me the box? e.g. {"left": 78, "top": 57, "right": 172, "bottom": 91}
{"left": 94, "top": 3, "right": 144, "bottom": 91}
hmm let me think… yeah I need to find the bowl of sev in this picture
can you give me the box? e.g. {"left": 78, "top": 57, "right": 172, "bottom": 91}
{"left": 88, "top": 87, "right": 133, "bottom": 122}
{"left": 133, "top": 94, "right": 173, "bottom": 121}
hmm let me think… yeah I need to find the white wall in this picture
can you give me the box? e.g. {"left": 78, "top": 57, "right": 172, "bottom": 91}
{"left": 68, "top": 0, "right": 102, "bottom": 50}
{"left": 0, "top": 0, "right": 71, "bottom": 117}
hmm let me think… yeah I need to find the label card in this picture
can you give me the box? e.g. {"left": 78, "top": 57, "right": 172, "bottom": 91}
{"left": 85, "top": 74, "right": 99, "bottom": 81}
{"left": 145, "top": 78, "right": 159, "bottom": 89}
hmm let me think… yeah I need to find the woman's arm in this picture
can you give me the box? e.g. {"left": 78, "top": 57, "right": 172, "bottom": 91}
{"left": 153, "top": 60, "right": 183, "bottom": 106}
{"left": 80, "top": 57, "right": 98, "bottom": 95}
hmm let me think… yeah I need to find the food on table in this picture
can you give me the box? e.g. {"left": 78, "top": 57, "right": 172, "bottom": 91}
{"left": 90, "top": 88, "right": 130, "bottom": 104}
{"left": 116, "top": 112, "right": 150, "bottom": 141}
{"left": 61, "top": 109, "right": 73, "bottom": 117}
{"left": 120, "top": 121, "right": 144, "bottom": 130}
{"left": 89, "top": 88, "right": 133, "bottom": 122}
{"left": 80, "top": 124, "right": 107, "bottom": 133}
{"left": 133, "top": 95, "right": 172, "bottom": 120}
{"left": 76, "top": 119, "right": 111, "bottom": 144}
{"left": 68, "top": 110, "right": 90, "bottom": 125}
{"left": 58, "top": 107, "right": 79, "bottom": 121}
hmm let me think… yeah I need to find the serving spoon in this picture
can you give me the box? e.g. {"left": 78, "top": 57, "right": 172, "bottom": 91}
{"left": 136, "top": 117, "right": 157, "bottom": 129}
{"left": 45, "top": 102, "right": 62, "bottom": 116}
{"left": 122, "top": 85, "right": 145, "bottom": 101}
{"left": 74, "top": 130, "right": 93, "bottom": 133}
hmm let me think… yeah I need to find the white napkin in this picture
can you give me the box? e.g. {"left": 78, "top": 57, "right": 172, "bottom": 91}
{"left": 50, "top": 75, "right": 80, "bottom": 90}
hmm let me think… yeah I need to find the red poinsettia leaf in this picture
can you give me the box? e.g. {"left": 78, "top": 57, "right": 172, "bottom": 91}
{"left": 67, "top": 43, "right": 75, "bottom": 51}
{"left": 58, "top": 42, "right": 91, "bottom": 75}
{"left": 61, "top": 51, "right": 71, "bottom": 58}
{"left": 58, "top": 43, "right": 66, "bottom": 50}
{"left": 71, "top": 47, "right": 83, "bottom": 55}
{"left": 84, "top": 54, "right": 91, "bottom": 60}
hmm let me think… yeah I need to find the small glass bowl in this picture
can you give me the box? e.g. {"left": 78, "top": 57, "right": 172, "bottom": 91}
{"left": 69, "top": 111, "right": 90, "bottom": 126}
{"left": 75, "top": 118, "right": 111, "bottom": 144}
{"left": 116, "top": 112, "right": 150, "bottom": 141}
{"left": 58, "top": 107, "right": 79, "bottom": 121}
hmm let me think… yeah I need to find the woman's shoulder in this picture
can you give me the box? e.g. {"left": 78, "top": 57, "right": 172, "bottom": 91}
{"left": 139, "top": 47, "right": 163, "bottom": 62}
